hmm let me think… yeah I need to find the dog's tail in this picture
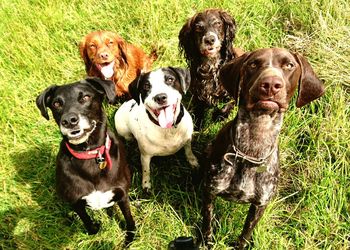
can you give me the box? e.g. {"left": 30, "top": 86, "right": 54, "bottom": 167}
{"left": 148, "top": 44, "right": 165, "bottom": 64}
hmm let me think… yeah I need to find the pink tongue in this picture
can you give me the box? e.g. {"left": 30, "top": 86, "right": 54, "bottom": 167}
{"left": 158, "top": 106, "right": 174, "bottom": 128}
{"left": 100, "top": 62, "right": 115, "bottom": 79}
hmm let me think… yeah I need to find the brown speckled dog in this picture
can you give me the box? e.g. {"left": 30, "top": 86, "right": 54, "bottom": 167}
{"left": 201, "top": 48, "right": 325, "bottom": 249}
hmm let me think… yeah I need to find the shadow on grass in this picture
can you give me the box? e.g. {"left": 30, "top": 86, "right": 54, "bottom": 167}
{"left": 1, "top": 143, "right": 115, "bottom": 249}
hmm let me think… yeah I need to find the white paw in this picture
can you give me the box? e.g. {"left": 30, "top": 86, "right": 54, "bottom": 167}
{"left": 188, "top": 155, "right": 199, "bottom": 168}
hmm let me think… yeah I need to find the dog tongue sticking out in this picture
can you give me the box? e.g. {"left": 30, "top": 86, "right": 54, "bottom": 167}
{"left": 158, "top": 105, "right": 175, "bottom": 128}
{"left": 99, "top": 61, "right": 115, "bottom": 79}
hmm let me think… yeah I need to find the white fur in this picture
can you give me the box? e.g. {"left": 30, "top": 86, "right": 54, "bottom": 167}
{"left": 60, "top": 115, "right": 96, "bottom": 145}
{"left": 115, "top": 69, "right": 198, "bottom": 190}
{"left": 82, "top": 190, "right": 115, "bottom": 210}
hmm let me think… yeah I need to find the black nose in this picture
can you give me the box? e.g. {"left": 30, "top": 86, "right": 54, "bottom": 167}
{"left": 61, "top": 113, "right": 79, "bottom": 128}
{"left": 204, "top": 35, "right": 216, "bottom": 45}
{"left": 154, "top": 93, "right": 167, "bottom": 105}
{"left": 99, "top": 52, "right": 109, "bottom": 60}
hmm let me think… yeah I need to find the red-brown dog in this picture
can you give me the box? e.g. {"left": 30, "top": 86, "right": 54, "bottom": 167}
{"left": 80, "top": 30, "right": 157, "bottom": 97}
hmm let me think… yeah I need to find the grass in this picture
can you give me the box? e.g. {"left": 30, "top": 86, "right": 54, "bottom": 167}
{"left": 0, "top": 0, "right": 349, "bottom": 249}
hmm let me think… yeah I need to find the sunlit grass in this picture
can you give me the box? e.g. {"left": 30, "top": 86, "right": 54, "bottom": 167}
{"left": 0, "top": 0, "right": 349, "bottom": 249}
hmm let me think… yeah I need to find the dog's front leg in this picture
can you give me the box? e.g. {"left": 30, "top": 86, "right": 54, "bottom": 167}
{"left": 236, "top": 204, "right": 267, "bottom": 249}
{"left": 117, "top": 195, "right": 136, "bottom": 245}
{"left": 184, "top": 141, "right": 199, "bottom": 168}
{"left": 140, "top": 154, "right": 152, "bottom": 191}
{"left": 72, "top": 200, "right": 100, "bottom": 235}
{"left": 201, "top": 190, "right": 215, "bottom": 247}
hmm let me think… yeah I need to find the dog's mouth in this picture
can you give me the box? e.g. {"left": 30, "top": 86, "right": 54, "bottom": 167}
{"left": 252, "top": 100, "right": 282, "bottom": 112}
{"left": 147, "top": 103, "right": 177, "bottom": 128}
{"left": 201, "top": 45, "right": 221, "bottom": 57}
{"left": 65, "top": 120, "right": 97, "bottom": 144}
{"left": 96, "top": 61, "right": 115, "bottom": 79}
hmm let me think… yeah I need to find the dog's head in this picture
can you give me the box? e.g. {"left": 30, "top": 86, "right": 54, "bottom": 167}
{"left": 79, "top": 30, "right": 127, "bottom": 80}
{"left": 36, "top": 78, "right": 116, "bottom": 145}
{"left": 220, "top": 48, "right": 325, "bottom": 113}
{"left": 179, "top": 9, "right": 236, "bottom": 64}
{"left": 128, "top": 67, "right": 190, "bottom": 128}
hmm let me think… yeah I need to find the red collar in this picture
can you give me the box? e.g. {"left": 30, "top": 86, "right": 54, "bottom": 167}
{"left": 65, "top": 135, "right": 112, "bottom": 170}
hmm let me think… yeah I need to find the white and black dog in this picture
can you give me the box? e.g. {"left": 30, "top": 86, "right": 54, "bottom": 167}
{"left": 114, "top": 67, "right": 199, "bottom": 191}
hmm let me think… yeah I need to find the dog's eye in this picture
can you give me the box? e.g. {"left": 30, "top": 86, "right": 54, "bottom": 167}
{"left": 249, "top": 62, "right": 257, "bottom": 69}
{"left": 82, "top": 95, "right": 91, "bottom": 102}
{"left": 166, "top": 77, "right": 175, "bottom": 84}
{"left": 195, "top": 24, "right": 205, "bottom": 32}
{"left": 108, "top": 41, "right": 114, "bottom": 47}
{"left": 144, "top": 82, "right": 151, "bottom": 91}
{"left": 283, "top": 62, "right": 295, "bottom": 70}
{"left": 89, "top": 44, "right": 96, "bottom": 49}
{"left": 52, "top": 101, "right": 62, "bottom": 109}
{"left": 213, "top": 21, "right": 222, "bottom": 27}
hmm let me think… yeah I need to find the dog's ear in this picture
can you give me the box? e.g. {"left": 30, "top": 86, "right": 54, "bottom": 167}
{"left": 219, "top": 53, "right": 250, "bottom": 104}
{"left": 36, "top": 85, "right": 58, "bottom": 120}
{"left": 79, "top": 36, "right": 92, "bottom": 73}
{"left": 179, "top": 14, "right": 198, "bottom": 64}
{"left": 84, "top": 77, "right": 117, "bottom": 104}
{"left": 128, "top": 73, "right": 143, "bottom": 105}
{"left": 294, "top": 53, "right": 325, "bottom": 107}
{"left": 219, "top": 10, "right": 236, "bottom": 45}
{"left": 169, "top": 67, "right": 191, "bottom": 94}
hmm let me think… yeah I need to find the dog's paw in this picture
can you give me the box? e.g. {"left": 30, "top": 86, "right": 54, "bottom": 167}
{"left": 188, "top": 155, "right": 199, "bottom": 168}
{"left": 87, "top": 222, "right": 100, "bottom": 235}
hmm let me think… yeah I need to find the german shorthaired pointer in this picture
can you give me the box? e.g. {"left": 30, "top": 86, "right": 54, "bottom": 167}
{"left": 179, "top": 9, "right": 243, "bottom": 128}
{"left": 36, "top": 78, "right": 135, "bottom": 244}
{"left": 201, "top": 48, "right": 325, "bottom": 248}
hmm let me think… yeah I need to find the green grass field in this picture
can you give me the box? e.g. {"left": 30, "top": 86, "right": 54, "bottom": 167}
{"left": 0, "top": 0, "right": 349, "bottom": 249}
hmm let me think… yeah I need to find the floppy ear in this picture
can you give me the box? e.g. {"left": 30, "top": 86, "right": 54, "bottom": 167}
{"left": 178, "top": 14, "right": 198, "bottom": 64}
{"left": 114, "top": 35, "right": 128, "bottom": 68}
{"left": 294, "top": 53, "right": 325, "bottom": 107}
{"left": 219, "top": 53, "right": 249, "bottom": 104}
{"left": 219, "top": 10, "right": 236, "bottom": 46}
{"left": 169, "top": 67, "right": 191, "bottom": 94}
{"left": 128, "top": 74, "right": 143, "bottom": 105}
{"left": 36, "top": 85, "right": 58, "bottom": 120}
{"left": 79, "top": 36, "right": 92, "bottom": 73}
{"left": 84, "top": 77, "right": 117, "bottom": 104}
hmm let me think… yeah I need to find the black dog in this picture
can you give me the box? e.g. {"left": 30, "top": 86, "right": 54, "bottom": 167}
{"left": 201, "top": 48, "right": 325, "bottom": 249}
{"left": 179, "top": 9, "right": 243, "bottom": 128}
{"left": 36, "top": 78, "right": 135, "bottom": 243}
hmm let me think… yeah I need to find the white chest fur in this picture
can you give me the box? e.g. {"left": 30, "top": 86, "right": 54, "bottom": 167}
{"left": 82, "top": 190, "right": 115, "bottom": 210}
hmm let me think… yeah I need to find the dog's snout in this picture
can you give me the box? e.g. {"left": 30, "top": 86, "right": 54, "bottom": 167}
{"left": 61, "top": 113, "right": 79, "bottom": 128}
{"left": 204, "top": 34, "right": 216, "bottom": 45}
{"left": 99, "top": 52, "right": 109, "bottom": 60}
{"left": 259, "top": 76, "right": 283, "bottom": 96}
{"left": 154, "top": 93, "right": 168, "bottom": 105}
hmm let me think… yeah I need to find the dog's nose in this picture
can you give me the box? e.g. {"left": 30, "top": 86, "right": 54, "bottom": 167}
{"left": 154, "top": 93, "right": 167, "bottom": 105}
{"left": 99, "top": 52, "right": 109, "bottom": 60}
{"left": 259, "top": 76, "right": 283, "bottom": 96}
{"left": 61, "top": 113, "right": 79, "bottom": 128}
{"left": 204, "top": 35, "right": 216, "bottom": 45}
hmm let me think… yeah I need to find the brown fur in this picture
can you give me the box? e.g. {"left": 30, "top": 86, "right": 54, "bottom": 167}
{"left": 80, "top": 30, "right": 157, "bottom": 97}
{"left": 201, "top": 48, "right": 325, "bottom": 249}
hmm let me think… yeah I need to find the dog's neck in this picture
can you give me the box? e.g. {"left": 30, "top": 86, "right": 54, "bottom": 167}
{"left": 233, "top": 107, "right": 284, "bottom": 159}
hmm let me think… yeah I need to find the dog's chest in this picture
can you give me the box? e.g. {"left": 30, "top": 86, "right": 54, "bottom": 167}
{"left": 132, "top": 110, "right": 192, "bottom": 156}
{"left": 209, "top": 153, "right": 279, "bottom": 206}
{"left": 82, "top": 190, "right": 115, "bottom": 210}
{"left": 208, "top": 113, "right": 282, "bottom": 205}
